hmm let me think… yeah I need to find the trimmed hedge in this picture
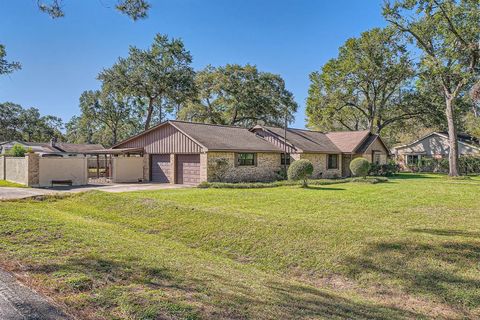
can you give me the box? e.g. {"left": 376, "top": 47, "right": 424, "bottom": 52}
{"left": 351, "top": 177, "right": 389, "bottom": 184}
{"left": 198, "top": 178, "right": 350, "bottom": 189}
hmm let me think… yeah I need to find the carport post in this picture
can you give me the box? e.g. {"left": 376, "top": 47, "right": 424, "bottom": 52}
{"left": 96, "top": 154, "right": 100, "bottom": 178}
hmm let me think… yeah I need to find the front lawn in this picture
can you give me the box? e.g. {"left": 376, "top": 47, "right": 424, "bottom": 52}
{"left": 0, "top": 180, "right": 26, "bottom": 188}
{"left": 0, "top": 173, "right": 479, "bottom": 319}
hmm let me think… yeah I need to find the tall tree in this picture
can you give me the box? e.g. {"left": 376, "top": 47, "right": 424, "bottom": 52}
{"left": 384, "top": 0, "right": 480, "bottom": 176}
{"left": 78, "top": 89, "right": 140, "bottom": 146}
{"left": 0, "top": 44, "right": 21, "bottom": 76}
{"left": 36, "top": 0, "right": 150, "bottom": 20}
{"left": 0, "top": 102, "right": 63, "bottom": 142}
{"left": 177, "top": 64, "right": 298, "bottom": 127}
{"left": 306, "top": 28, "right": 421, "bottom": 133}
{"left": 98, "top": 34, "right": 196, "bottom": 130}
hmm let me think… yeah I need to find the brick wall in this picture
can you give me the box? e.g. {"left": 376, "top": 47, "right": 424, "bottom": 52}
{"left": 206, "top": 152, "right": 282, "bottom": 183}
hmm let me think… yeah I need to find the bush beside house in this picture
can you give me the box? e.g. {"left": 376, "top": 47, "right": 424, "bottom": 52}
{"left": 287, "top": 159, "right": 314, "bottom": 187}
{"left": 349, "top": 158, "right": 370, "bottom": 178}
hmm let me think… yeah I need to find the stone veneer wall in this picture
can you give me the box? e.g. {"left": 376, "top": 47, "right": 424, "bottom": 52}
{"left": 143, "top": 154, "right": 150, "bottom": 182}
{"left": 206, "top": 152, "right": 281, "bottom": 183}
{"left": 0, "top": 156, "right": 5, "bottom": 180}
{"left": 296, "top": 153, "right": 342, "bottom": 179}
{"left": 26, "top": 153, "right": 40, "bottom": 186}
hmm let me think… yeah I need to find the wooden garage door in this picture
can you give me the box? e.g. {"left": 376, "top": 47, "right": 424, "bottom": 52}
{"left": 151, "top": 154, "right": 171, "bottom": 183}
{"left": 176, "top": 154, "right": 200, "bottom": 185}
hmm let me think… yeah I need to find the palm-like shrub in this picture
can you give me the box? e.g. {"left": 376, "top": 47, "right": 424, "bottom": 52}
{"left": 287, "top": 159, "right": 314, "bottom": 187}
{"left": 350, "top": 157, "right": 370, "bottom": 178}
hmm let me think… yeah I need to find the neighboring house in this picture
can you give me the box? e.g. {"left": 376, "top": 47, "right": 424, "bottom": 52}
{"left": 392, "top": 132, "right": 480, "bottom": 170}
{"left": 0, "top": 138, "right": 104, "bottom": 157}
{"left": 113, "top": 120, "right": 390, "bottom": 184}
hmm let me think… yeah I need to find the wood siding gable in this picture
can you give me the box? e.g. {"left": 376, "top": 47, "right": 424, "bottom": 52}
{"left": 115, "top": 123, "right": 204, "bottom": 154}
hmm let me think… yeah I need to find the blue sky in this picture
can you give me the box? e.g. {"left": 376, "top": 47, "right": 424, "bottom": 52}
{"left": 0, "top": 0, "right": 386, "bottom": 129}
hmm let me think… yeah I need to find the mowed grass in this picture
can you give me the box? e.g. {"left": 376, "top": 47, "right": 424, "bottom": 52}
{"left": 0, "top": 180, "right": 26, "bottom": 187}
{"left": 0, "top": 174, "right": 479, "bottom": 319}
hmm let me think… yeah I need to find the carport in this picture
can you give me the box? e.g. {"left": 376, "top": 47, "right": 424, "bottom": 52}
{"left": 85, "top": 147, "right": 145, "bottom": 184}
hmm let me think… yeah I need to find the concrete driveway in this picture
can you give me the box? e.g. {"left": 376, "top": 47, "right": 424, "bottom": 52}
{"left": 0, "top": 268, "right": 70, "bottom": 319}
{"left": 0, "top": 183, "right": 190, "bottom": 201}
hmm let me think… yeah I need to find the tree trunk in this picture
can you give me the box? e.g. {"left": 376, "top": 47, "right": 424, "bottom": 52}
{"left": 144, "top": 98, "right": 154, "bottom": 130}
{"left": 445, "top": 96, "right": 459, "bottom": 176}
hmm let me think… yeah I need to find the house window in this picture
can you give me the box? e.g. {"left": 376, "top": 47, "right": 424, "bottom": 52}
{"left": 407, "top": 155, "right": 420, "bottom": 165}
{"left": 327, "top": 154, "right": 339, "bottom": 169}
{"left": 373, "top": 152, "right": 381, "bottom": 164}
{"left": 281, "top": 153, "right": 291, "bottom": 165}
{"left": 237, "top": 153, "right": 256, "bottom": 166}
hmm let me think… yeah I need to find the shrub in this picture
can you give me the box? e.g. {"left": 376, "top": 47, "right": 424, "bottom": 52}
{"left": 350, "top": 158, "right": 370, "bottom": 178}
{"left": 287, "top": 159, "right": 314, "bottom": 187}
{"left": 209, "top": 158, "right": 230, "bottom": 182}
{"left": 7, "top": 143, "right": 28, "bottom": 157}
{"left": 369, "top": 161, "right": 399, "bottom": 177}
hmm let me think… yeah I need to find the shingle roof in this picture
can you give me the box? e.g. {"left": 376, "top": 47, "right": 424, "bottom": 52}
{"left": 325, "top": 130, "right": 371, "bottom": 153}
{"left": 0, "top": 141, "right": 104, "bottom": 154}
{"left": 262, "top": 126, "right": 341, "bottom": 153}
{"left": 171, "top": 121, "right": 283, "bottom": 152}
{"left": 55, "top": 143, "right": 104, "bottom": 153}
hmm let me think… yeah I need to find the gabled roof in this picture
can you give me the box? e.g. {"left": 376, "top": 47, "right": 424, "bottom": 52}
{"left": 325, "top": 130, "right": 371, "bottom": 153}
{"left": 0, "top": 140, "right": 104, "bottom": 154}
{"left": 258, "top": 126, "right": 341, "bottom": 153}
{"left": 170, "top": 121, "right": 283, "bottom": 152}
{"left": 54, "top": 143, "right": 104, "bottom": 153}
{"left": 393, "top": 132, "right": 480, "bottom": 151}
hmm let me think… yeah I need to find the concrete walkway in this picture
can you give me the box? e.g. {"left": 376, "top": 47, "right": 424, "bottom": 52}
{"left": 0, "top": 183, "right": 190, "bottom": 201}
{"left": 0, "top": 269, "right": 69, "bottom": 320}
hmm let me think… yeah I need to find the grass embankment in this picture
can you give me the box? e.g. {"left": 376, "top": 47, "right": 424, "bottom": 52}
{"left": 0, "top": 180, "right": 26, "bottom": 188}
{"left": 0, "top": 174, "right": 479, "bottom": 319}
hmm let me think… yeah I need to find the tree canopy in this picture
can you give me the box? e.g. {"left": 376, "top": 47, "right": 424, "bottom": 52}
{"left": 306, "top": 28, "right": 421, "bottom": 134}
{"left": 98, "top": 34, "right": 196, "bottom": 130}
{"left": 0, "top": 44, "right": 21, "bottom": 76}
{"left": 177, "top": 64, "right": 298, "bottom": 127}
{"left": 384, "top": 0, "right": 480, "bottom": 176}
{"left": 0, "top": 102, "right": 63, "bottom": 142}
{"left": 36, "top": 0, "right": 151, "bottom": 20}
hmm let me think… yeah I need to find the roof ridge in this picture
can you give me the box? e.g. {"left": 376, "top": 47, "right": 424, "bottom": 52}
{"left": 170, "top": 120, "right": 248, "bottom": 130}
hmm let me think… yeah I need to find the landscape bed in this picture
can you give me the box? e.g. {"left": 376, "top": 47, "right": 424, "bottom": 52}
{"left": 0, "top": 173, "right": 479, "bottom": 319}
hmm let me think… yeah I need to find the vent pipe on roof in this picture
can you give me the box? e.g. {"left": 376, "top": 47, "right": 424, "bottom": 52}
{"left": 50, "top": 137, "right": 57, "bottom": 148}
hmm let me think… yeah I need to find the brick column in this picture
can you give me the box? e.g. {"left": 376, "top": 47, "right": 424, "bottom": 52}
{"left": 200, "top": 153, "right": 208, "bottom": 182}
{"left": 0, "top": 155, "right": 5, "bottom": 180}
{"left": 170, "top": 154, "right": 176, "bottom": 184}
{"left": 142, "top": 154, "right": 150, "bottom": 182}
{"left": 26, "top": 153, "right": 40, "bottom": 187}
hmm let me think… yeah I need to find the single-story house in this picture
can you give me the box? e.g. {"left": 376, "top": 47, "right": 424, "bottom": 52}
{"left": 113, "top": 120, "right": 390, "bottom": 184}
{"left": 0, "top": 138, "right": 104, "bottom": 157}
{"left": 392, "top": 132, "right": 480, "bottom": 169}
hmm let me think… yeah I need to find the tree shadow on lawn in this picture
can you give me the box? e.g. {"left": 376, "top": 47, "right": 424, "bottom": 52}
{"left": 343, "top": 231, "right": 480, "bottom": 316}
{"left": 410, "top": 228, "right": 480, "bottom": 239}
{"left": 20, "top": 255, "right": 428, "bottom": 319}
{"left": 388, "top": 174, "right": 438, "bottom": 180}
{"left": 303, "top": 186, "right": 345, "bottom": 191}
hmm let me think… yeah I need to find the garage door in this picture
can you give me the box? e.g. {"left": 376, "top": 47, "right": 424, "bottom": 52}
{"left": 151, "top": 154, "right": 171, "bottom": 183}
{"left": 176, "top": 154, "right": 200, "bottom": 185}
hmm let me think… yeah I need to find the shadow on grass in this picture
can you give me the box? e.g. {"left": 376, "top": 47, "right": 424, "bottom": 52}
{"left": 343, "top": 234, "right": 480, "bottom": 315}
{"left": 388, "top": 173, "right": 438, "bottom": 180}
{"left": 410, "top": 228, "right": 480, "bottom": 238}
{"left": 20, "top": 254, "right": 428, "bottom": 319}
{"left": 303, "top": 186, "right": 345, "bottom": 191}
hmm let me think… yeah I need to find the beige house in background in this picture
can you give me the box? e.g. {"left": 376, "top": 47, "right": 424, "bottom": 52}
{"left": 392, "top": 132, "right": 480, "bottom": 169}
{"left": 113, "top": 120, "right": 390, "bottom": 184}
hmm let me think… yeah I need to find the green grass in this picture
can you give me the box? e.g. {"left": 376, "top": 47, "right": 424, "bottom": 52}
{"left": 0, "top": 180, "right": 26, "bottom": 188}
{"left": 0, "top": 173, "right": 479, "bottom": 319}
